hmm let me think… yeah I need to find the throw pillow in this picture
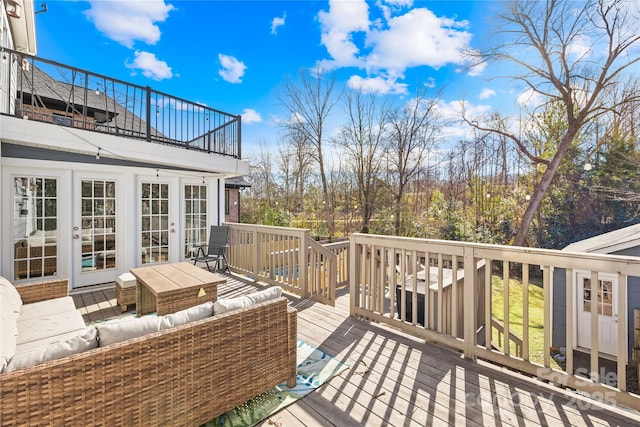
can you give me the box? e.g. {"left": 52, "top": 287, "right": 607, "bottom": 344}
{"left": 0, "top": 276, "right": 23, "bottom": 312}
{"left": 213, "top": 286, "right": 282, "bottom": 315}
{"left": 0, "top": 276, "right": 21, "bottom": 366}
{"left": 96, "top": 315, "right": 171, "bottom": 347}
{"left": 165, "top": 302, "right": 214, "bottom": 328}
{"left": 4, "top": 328, "right": 98, "bottom": 373}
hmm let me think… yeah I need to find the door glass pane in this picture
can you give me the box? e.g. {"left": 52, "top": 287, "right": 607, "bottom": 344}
{"left": 582, "top": 278, "right": 591, "bottom": 312}
{"left": 600, "top": 280, "right": 613, "bottom": 317}
{"left": 184, "top": 184, "right": 207, "bottom": 257}
{"left": 81, "top": 179, "right": 117, "bottom": 272}
{"left": 13, "top": 177, "right": 58, "bottom": 280}
{"left": 141, "top": 182, "right": 169, "bottom": 264}
{"left": 582, "top": 276, "right": 615, "bottom": 316}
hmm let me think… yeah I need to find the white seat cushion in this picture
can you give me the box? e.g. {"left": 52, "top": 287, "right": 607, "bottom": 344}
{"left": 18, "top": 296, "right": 77, "bottom": 322}
{"left": 116, "top": 273, "right": 137, "bottom": 289}
{"left": 213, "top": 286, "right": 282, "bottom": 315}
{"left": 17, "top": 309, "right": 85, "bottom": 345}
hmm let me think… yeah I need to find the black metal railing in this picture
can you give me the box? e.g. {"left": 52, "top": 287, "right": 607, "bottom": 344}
{"left": 0, "top": 48, "right": 241, "bottom": 158}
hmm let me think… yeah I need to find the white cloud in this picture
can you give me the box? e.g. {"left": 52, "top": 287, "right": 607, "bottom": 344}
{"left": 346, "top": 75, "right": 408, "bottom": 95}
{"left": 479, "top": 88, "right": 496, "bottom": 100}
{"left": 317, "top": 2, "right": 476, "bottom": 89}
{"left": 271, "top": 14, "right": 286, "bottom": 35}
{"left": 424, "top": 77, "right": 436, "bottom": 88}
{"left": 84, "top": 0, "right": 174, "bottom": 48}
{"left": 365, "top": 9, "right": 471, "bottom": 73}
{"left": 242, "top": 108, "right": 262, "bottom": 124}
{"left": 317, "top": 0, "right": 370, "bottom": 68}
{"left": 125, "top": 51, "right": 172, "bottom": 80}
{"left": 517, "top": 88, "right": 545, "bottom": 108}
{"left": 377, "top": 0, "right": 414, "bottom": 22}
{"left": 385, "top": 0, "right": 414, "bottom": 6}
{"left": 434, "top": 99, "right": 492, "bottom": 141}
{"left": 218, "top": 54, "right": 247, "bottom": 84}
{"left": 465, "top": 57, "right": 486, "bottom": 77}
{"left": 566, "top": 34, "right": 591, "bottom": 59}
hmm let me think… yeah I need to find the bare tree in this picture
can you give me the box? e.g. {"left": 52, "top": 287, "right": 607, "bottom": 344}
{"left": 278, "top": 131, "right": 314, "bottom": 214}
{"left": 277, "top": 68, "right": 341, "bottom": 237}
{"left": 244, "top": 140, "right": 280, "bottom": 224}
{"left": 465, "top": 0, "right": 640, "bottom": 246}
{"left": 252, "top": 141, "right": 278, "bottom": 199}
{"left": 333, "top": 90, "right": 389, "bottom": 233}
{"left": 277, "top": 140, "right": 295, "bottom": 214}
{"left": 385, "top": 88, "right": 444, "bottom": 236}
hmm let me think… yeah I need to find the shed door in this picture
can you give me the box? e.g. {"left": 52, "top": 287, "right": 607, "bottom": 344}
{"left": 576, "top": 272, "right": 618, "bottom": 357}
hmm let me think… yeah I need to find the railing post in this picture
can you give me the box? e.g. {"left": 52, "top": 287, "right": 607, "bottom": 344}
{"left": 617, "top": 273, "right": 628, "bottom": 391}
{"left": 145, "top": 86, "right": 151, "bottom": 142}
{"left": 82, "top": 72, "right": 89, "bottom": 127}
{"left": 236, "top": 114, "right": 241, "bottom": 158}
{"left": 349, "top": 236, "right": 358, "bottom": 317}
{"left": 463, "top": 246, "right": 477, "bottom": 359}
{"left": 252, "top": 227, "right": 259, "bottom": 277}
{"left": 565, "top": 268, "right": 574, "bottom": 374}
{"left": 300, "top": 231, "right": 309, "bottom": 298}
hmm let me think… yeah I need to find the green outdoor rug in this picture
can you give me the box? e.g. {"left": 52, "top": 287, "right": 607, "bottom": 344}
{"left": 201, "top": 339, "right": 349, "bottom": 427}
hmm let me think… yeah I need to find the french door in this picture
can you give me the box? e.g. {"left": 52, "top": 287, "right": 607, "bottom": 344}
{"left": 11, "top": 176, "right": 59, "bottom": 281}
{"left": 73, "top": 174, "right": 121, "bottom": 287}
{"left": 139, "top": 179, "right": 178, "bottom": 265}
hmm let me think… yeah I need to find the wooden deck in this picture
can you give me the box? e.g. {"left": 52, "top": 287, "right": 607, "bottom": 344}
{"left": 71, "top": 274, "right": 640, "bottom": 426}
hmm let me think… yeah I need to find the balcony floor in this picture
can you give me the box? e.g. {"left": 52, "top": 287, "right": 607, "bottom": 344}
{"left": 71, "top": 273, "right": 640, "bottom": 426}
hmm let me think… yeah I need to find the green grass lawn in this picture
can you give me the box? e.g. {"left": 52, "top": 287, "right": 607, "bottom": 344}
{"left": 490, "top": 275, "right": 562, "bottom": 369}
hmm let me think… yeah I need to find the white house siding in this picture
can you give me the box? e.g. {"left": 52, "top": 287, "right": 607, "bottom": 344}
{"left": 1, "top": 118, "right": 248, "bottom": 288}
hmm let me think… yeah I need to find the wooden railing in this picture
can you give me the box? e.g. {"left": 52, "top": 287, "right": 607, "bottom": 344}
{"left": 322, "top": 240, "right": 350, "bottom": 288}
{"left": 350, "top": 233, "right": 640, "bottom": 411}
{"left": 491, "top": 317, "right": 524, "bottom": 358}
{"left": 226, "top": 224, "right": 344, "bottom": 306}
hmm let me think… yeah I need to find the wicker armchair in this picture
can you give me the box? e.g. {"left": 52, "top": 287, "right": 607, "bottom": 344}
{"left": 0, "top": 280, "right": 297, "bottom": 426}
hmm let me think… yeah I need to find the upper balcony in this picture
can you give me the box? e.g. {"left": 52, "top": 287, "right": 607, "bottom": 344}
{"left": 0, "top": 48, "right": 241, "bottom": 158}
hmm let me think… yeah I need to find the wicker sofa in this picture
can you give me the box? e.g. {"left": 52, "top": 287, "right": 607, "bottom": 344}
{"left": 0, "top": 278, "right": 298, "bottom": 426}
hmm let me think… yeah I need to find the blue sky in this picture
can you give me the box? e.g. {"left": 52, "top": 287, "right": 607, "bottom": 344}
{"left": 34, "top": 0, "right": 511, "bottom": 161}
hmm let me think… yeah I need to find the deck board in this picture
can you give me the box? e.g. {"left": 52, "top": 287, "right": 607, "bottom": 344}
{"left": 69, "top": 272, "right": 640, "bottom": 426}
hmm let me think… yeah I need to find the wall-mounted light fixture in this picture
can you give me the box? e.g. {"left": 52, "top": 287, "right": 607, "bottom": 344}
{"left": 6, "top": 1, "right": 22, "bottom": 19}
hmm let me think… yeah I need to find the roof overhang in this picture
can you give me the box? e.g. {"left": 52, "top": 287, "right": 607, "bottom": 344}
{"left": 0, "top": 115, "right": 250, "bottom": 176}
{"left": 8, "top": 0, "right": 37, "bottom": 55}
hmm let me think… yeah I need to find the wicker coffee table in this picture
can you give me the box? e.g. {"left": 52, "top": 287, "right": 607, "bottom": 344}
{"left": 130, "top": 261, "right": 226, "bottom": 317}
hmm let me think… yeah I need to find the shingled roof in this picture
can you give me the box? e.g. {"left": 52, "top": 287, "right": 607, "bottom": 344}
{"left": 18, "top": 65, "right": 162, "bottom": 138}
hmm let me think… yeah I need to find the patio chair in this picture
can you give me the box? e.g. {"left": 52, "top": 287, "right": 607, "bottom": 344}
{"left": 192, "top": 225, "right": 230, "bottom": 272}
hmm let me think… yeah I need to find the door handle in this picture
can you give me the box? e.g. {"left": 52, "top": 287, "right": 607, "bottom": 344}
{"left": 73, "top": 234, "right": 80, "bottom": 239}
